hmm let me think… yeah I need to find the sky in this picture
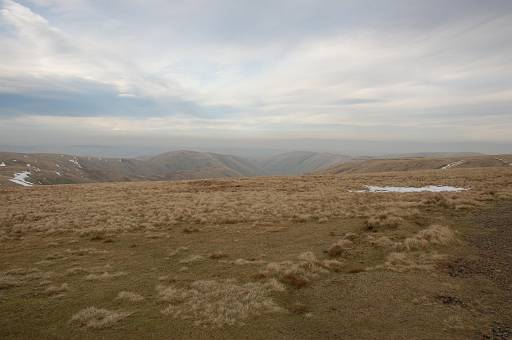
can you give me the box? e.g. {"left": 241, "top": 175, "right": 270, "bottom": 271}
{"left": 1, "top": 0, "right": 512, "bottom": 156}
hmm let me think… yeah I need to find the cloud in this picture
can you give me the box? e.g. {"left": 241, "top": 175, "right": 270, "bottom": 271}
{"left": 0, "top": 0, "right": 512, "bottom": 149}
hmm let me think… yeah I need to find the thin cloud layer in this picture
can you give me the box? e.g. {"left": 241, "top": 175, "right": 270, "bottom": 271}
{"left": 1, "top": 0, "right": 512, "bottom": 147}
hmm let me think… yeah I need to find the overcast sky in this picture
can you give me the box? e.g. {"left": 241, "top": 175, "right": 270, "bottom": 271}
{"left": 1, "top": 0, "right": 512, "bottom": 154}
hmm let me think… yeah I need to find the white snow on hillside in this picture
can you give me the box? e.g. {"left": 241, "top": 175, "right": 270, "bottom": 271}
{"left": 495, "top": 158, "right": 512, "bottom": 166}
{"left": 0, "top": 162, "right": 5, "bottom": 167}
{"left": 69, "top": 158, "right": 82, "bottom": 168}
{"left": 9, "top": 171, "right": 33, "bottom": 187}
{"left": 353, "top": 185, "right": 468, "bottom": 193}
{"left": 441, "top": 160, "right": 464, "bottom": 170}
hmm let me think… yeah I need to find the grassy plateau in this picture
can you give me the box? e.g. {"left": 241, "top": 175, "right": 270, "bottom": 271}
{"left": 1, "top": 167, "right": 512, "bottom": 339}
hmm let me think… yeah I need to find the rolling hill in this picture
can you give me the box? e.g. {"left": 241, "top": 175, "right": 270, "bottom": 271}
{"left": 317, "top": 154, "right": 512, "bottom": 174}
{"left": 260, "top": 151, "right": 352, "bottom": 175}
{"left": 0, "top": 150, "right": 268, "bottom": 187}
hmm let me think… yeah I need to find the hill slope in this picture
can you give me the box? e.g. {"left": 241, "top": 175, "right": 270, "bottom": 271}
{"left": 147, "top": 150, "right": 265, "bottom": 179}
{"left": 318, "top": 155, "right": 512, "bottom": 174}
{"left": 260, "top": 151, "right": 351, "bottom": 175}
{"left": 0, "top": 150, "right": 267, "bottom": 187}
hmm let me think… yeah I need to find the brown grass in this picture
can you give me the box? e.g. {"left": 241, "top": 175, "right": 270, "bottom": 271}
{"left": 401, "top": 225, "right": 456, "bottom": 251}
{"left": 259, "top": 251, "right": 329, "bottom": 288}
{"left": 0, "top": 273, "right": 22, "bottom": 289}
{"left": 116, "top": 291, "right": 145, "bottom": 302}
{"left": 209, "top": 251, "right": 228, "bottom": 259}
{"left": 379, "top": 252, "right": 448, "bottom": 272}
{"left": 70, "top": 307, "right": 131, "bottom": 329}
{"left": 179, "top": 255, "right": 205, "bottom": 264}
{"left": 0, "top": 268, "right": 53, "bottom": 289}
{"left": 2, "top": 166, "right": 508, "bottom": 239}
{"left": 1, "top": 166, "right": 511, "bottom": 337}
{"left": 327, "top": 239, "right": 353, "bottom": 257}
{"left": 85, "top": 272, "right": 127, "bottom": 281}
{"left": 157, "top": 279, "right": 285, "bottom": 327}
{"left": 366, "top": 214, "right": 404, "bottom": 231}
{"left": 367, "top": 234, "right": 399, "bottom": 249}
{"left": 45, "top": 283, "right": 69, "bottom": 295}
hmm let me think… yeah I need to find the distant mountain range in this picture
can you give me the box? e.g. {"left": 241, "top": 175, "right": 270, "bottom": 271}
{"left": 315, "top": 154, "right": 512, "bottom": 174}
{"left": 260, "top": 151, "right": 351, "bottom": 175}
{"left": 0, "top": 150, "right": 352, "bottom": 187}
{"left": 2, "top": 150, "right": 509, "bottom": 187}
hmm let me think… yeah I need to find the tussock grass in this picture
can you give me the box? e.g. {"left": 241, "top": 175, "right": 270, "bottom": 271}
{"left": 0, "top": 268, "right": 53, "bottom": 289}
{"left": 343, "top": 232, "right": 358, "bottom": 241}
{"left": 366, "top": 214, "right": 404, "bottom": 231}
{"left": 209, "top": 251, "right": 228, "bottom": 259}
{"left": 401, "top": 225, "right": 456, "bottom": 251}
{"left": 258, "top": 252, "right": 329, "bottom": 288}
{"left": 1, "top": 167, "right": 508, "bottom": 240}
{"left": 232, "top": 258, "right": 266, "bottom": 265}
{"left": 321, "top": 259, "right": 344, "bottom": 272}
{"left": 116, "top": 291, "right": 144, "bottom": 302}
{"left": 157, "top": 279, "right": 285, "bottom": 327}
{"left": 168, "top": 246, "right": 189, "bottom": 257}
{"left": 85, "top": 272, "right": 127, "bottom": 281}
{"left": 379, "top": 252, "right": 448, "bottom": 272}
{"left": 0, "top": 273, "right": 22, "bottom": 289}
{"left": 182, "top": 226, "right": 200, "bottom": 233}
{"left": 65, "top": 248, "right": 108, "bottom": 256}
{"left": 66, "top": 267, "right": 88, "bottom": 275}
{"left": 70, "top": 307, "right": 131, "bottom": 329}
{"left": 45, "top": 283, "right": 69, "bottom": 295}
{"left": 179, "top": 255, "right": 205, "bottom": 264}
{"left": 327, "top": 239, "right": 353, "bottom": 257}
{"left": 367, "top": 235, "right": 399, "bottom": 249}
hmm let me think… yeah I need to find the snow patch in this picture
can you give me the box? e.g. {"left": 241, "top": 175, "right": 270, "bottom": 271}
{"left": 495, "top": 158, "right": 512, "bottom": 166}
{"left": 441, "top": 160, "right": 464, "bottom": 170}
{"left": 0, "top": 162, "right": 5, "bottom": 167}
{"left": 352, "top": 185, "right": 469, "bottom": 193}
{"left": 55, "top": 171, "right": 61, "bottom": 176}
{"left": 9, "top": 171, "right": 33, "bottom": 187}
{"left": 69, "top": 158, "right": 82, "bottom": 168}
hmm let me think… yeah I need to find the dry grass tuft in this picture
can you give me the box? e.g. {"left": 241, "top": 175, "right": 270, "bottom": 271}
{"left": 380, "top": 252, "right": 448, "bottom": 272}
{"left": 182, "top": 226, "right": 200, "bottom": 233}
{"left": 70, "top": 307, "right": 131, "bottom": 329}
{"left": 65, "top": 248, "right": 109, "bottom": 256}
{"left": 168, "top": 246, "right": 189, "bottom": 257}
{"left": 259, "top": 252, "right": 329, "bottom": 288}
{"left": 66, "top": 267, "right": 88, "bottom": 275}
{"left": 289, "top": 302, "right": 309, "bottom": 315}
{"left": 85, "top": 272, "right": 127, "bottom": 281}
{"left": 327, "top": 239, "right": 353, "bottom": 257}
{"left": 209, "top": 251, "right": 228, "bottom": 259}
{"left": 321, "top": 259, "right": 344, "bottom": 272}
{"left": 233, "top": 258, "right": 266, "bottom": 265}
{"left": 157, "top": 279, "right": 285, "bottom": 327}
{"left": 0, "top": 273, "right": 22, "bottom": 289}
{"left": 367, "top": 234, "right": 399, "bottom": 249}
{"left": 401, "top": 225, "right": 456, "bottom": 251}
{"left": 116, "top": 291, "right": 145, "bottom": 302}
{"left": 343, "top": 232, "right": 358, "bottom": 241}
{"left": 179, "top": 255, "right": 205, "bottom": 264}
{"left": 0, "top": 268, "right": 53, "bottom": 289}
{"left": 366, "top": 213, "right": 404, "bottom": 231}
{"left": 45, "top": 283, "right": 69, "bottom": 295}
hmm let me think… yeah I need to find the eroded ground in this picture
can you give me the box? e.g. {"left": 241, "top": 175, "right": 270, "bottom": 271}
{"left": 1, "top": 168, "right": 512, "bottom": 339}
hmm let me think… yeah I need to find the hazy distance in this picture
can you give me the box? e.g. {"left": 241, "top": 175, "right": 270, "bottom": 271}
{"left": 1, "top": 0, "right": 511, "bottom": 156}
